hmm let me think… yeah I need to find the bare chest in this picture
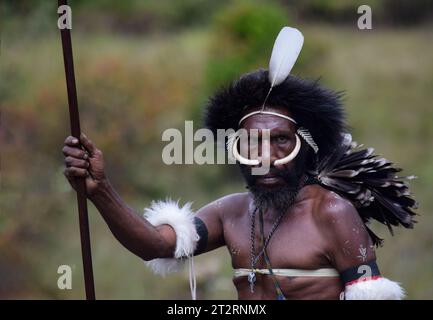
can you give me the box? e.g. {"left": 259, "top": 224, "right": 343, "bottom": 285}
{"left": 222, "top": 206, "right": 342, "bottom": 299}
{"left": 222, "top": 207, "right": 330, "bottom": 270}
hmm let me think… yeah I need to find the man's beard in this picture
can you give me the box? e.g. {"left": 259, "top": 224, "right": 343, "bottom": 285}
{"left": 240, "top": 155, "right": 308, "bottom": 214}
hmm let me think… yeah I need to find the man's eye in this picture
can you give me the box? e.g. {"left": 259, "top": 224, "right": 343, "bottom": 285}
{"left": 276, "top": 136, "right": 289, "bottom": 144}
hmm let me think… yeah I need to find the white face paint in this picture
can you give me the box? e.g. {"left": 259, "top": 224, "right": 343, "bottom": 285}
{"left": 357, "top": 244, "right": 367, "bottom": 262}
{"left": 342, "top": 247, "right": 351, "bottom": 256}
{"left": 327, "top": 202, "right": 338, "bottom": 210}
{"left": 230, "top": 246, "right": 240, "bottom": 256}
{"left": 216, "top": 200, "right": 222, "bottom": 208}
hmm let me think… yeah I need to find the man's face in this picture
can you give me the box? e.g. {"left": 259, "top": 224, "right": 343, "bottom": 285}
{"left": 238, "top": 106, "right": 309, "bottom": 212}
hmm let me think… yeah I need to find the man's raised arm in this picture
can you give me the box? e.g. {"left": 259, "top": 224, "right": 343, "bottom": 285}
{"left": 62, "top": 134, "right": 176, "bottom": 260}
{"left": 62, "top": 134, "right": 225, "bottom": 266}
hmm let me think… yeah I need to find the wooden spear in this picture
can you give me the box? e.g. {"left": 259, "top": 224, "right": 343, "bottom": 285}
{"left": 58, "top": 0, "right": 95, "bottom": 300}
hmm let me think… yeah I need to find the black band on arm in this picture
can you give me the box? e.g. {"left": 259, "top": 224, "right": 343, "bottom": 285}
{"left": 340, "top": 260, "right": 381, "bottom": 285}
{"left": 193, "top": 217, "right": 208, "bottom": 255}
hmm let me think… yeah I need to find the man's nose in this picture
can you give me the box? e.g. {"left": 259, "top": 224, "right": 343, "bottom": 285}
{"left": 255, "top": 140, "right": 279, "bottom": 166}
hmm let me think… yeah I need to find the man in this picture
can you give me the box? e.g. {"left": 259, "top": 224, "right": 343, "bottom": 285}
{"left": 62, "top": 33, "right": 417, "bottom": 300}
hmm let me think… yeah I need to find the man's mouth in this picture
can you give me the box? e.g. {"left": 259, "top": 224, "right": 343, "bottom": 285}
{"left": 255, "top": 173, "right": 284, "bottom": 185}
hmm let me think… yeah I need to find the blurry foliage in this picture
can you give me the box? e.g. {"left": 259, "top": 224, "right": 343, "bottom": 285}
{"left": 3, "top": 0, "right": 433, "bottom": 35}
{"left": 294, "top": 0, "right": 384, "bottom": 22}
{"left": 383, "top": 0, "right": 433, "bottom": 25}
{"left": 288, "top": 0, "right": 433, "bottom": 25}
{"left": 204, "top": 1, "right": 328, "bottom": 94}
{"left": 2, "top": 0, "right": 230, "bottom": 33}
{"left": 205, "top": 1, "right": 288, "bottom": 90}
{"left": 1, "top": 0, "right": 433, "bottom": 299}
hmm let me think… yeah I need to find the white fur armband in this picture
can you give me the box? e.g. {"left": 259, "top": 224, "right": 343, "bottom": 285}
{"left": 344, "top": 277, "right": 406, "bottom": 300}
{"left": 143, "top": 199, "right": 199, "bottom": 276}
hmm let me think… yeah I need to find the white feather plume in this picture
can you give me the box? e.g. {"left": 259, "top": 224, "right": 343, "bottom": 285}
{"left": 268, "top": 27, "right": 304, "bottom": 87}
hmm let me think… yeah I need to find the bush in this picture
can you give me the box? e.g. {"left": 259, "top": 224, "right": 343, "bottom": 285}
{"left": 205, "top": 1, "right": 289, "bottom": 90}
{"left": 383, "top": 0, "right": 433, "bottom": 25}
{"left": 295, "top": 0, "right": 383, "bottom": 22}
{"left": 204, "top": 1, "right": 329, "bottom": 91}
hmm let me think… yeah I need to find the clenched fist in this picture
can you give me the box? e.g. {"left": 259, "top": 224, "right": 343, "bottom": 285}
{"left": 62, "top": 133, "right": 106, "bottom": 196}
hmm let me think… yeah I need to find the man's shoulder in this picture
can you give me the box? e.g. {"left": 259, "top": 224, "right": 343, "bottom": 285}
{"left": 211, "top": 192, "right": 250, "bottom": 218}
{"left": 215, "top": 192, "right": 250, "bottom": 208}
{"left": 307, "top": 185, "right": 371, "bottom": 251}
{"left": 309, "top": 185, "right": 359, "bottom": 226}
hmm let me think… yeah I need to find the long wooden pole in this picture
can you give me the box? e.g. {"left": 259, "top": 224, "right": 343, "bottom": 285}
{"left": 58, "top": 0, "right": 96, "bottom": 300}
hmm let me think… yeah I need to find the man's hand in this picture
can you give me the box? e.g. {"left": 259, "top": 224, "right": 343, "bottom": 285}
{"left": 62, "top": 133, "right": 179, "bottom": 261}
{"left": 62, "top": 133, "right": 106, "bottom": 196}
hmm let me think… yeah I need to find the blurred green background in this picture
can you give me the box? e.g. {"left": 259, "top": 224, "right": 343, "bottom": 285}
{"left": 1, "top": 0, "right": 432, "bottom": 299}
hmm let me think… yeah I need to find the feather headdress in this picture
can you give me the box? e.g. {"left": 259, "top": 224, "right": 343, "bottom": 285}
{"left": 269, "top": 27, "right": 304, "bottom": 87}
{"left": 261, "top": 27, "right": 304, "bottom": 108}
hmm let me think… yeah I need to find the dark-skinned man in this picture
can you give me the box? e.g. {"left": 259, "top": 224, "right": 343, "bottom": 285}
{"left": 62, "top": 28, "right": 417, "bottom": 300}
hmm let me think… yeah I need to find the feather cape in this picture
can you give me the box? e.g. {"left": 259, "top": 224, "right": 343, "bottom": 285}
{"left": 315, "top": 133, "right": 418, "bottom": 246}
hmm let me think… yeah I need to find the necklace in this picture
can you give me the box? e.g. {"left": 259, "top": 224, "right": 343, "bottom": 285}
{"left": 248, "top": 175, "right": 308, "bottom": 293}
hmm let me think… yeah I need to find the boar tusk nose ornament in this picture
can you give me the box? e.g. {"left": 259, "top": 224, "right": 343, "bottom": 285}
{"left": 231, "top": 132, "right": 302, "bottom": 166}
{"left": 231, "top": 133, "right": 260, "bottom": 166}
